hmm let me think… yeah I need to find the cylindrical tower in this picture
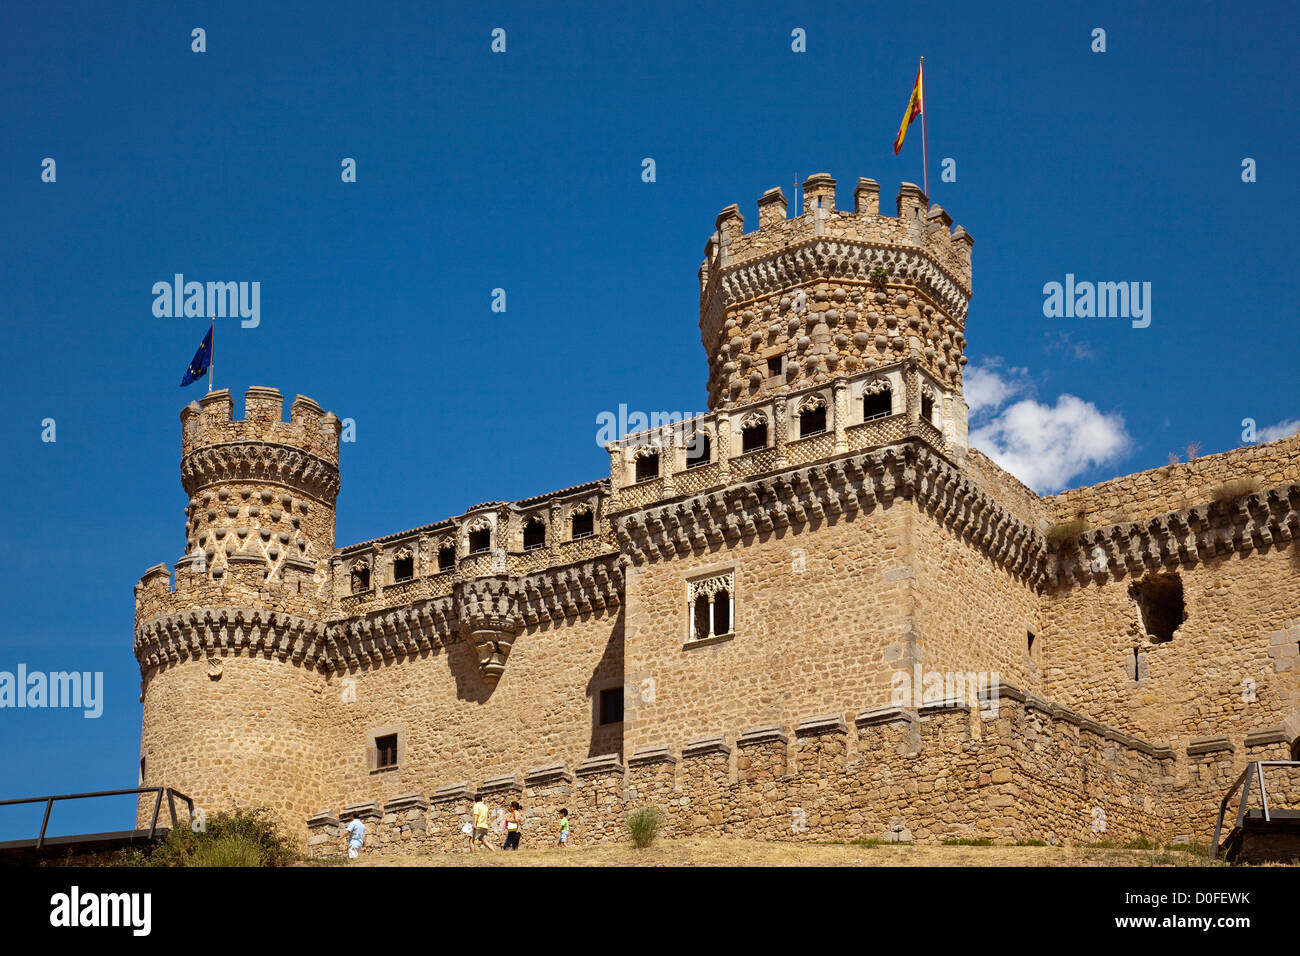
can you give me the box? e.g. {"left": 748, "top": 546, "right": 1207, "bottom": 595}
{"left": 133, "top": 386, "right": 341, "bottom": 836}
{"left": 699, "top": 173, "right": 974, "bottom": 447}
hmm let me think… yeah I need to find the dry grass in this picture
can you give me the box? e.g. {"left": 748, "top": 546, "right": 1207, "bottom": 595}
{"left": 330, "top": 836, "right": 1225, "bottom": 868}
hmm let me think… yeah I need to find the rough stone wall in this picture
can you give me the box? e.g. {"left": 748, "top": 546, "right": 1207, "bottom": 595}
{"left": 137, "top": 655, "right": 329, "bottom": 833}
{"left": 305, "top": 692, "right": 1189, "bottom": 857}
{"left": 910, "top": 500, "right": 1042, "bottom": 694}
{"left": 1041, "top": 544, "right": 1300, "bottom": 749}
{"left": 620, "top": 501, "right": 913, "bottom": 756}
{"left": 1049, "top": 432, "right": 1300, "bottom": 527}
{"left": 962, "top": 447, "right": 1051, "bottom": 530}
{"left": 312, "top": 607, "right": 623, "bottom": 817}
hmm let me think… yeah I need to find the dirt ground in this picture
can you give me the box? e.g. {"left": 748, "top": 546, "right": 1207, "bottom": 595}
{"left": 330, "top": 836, "right": 1231, "bottom": 867}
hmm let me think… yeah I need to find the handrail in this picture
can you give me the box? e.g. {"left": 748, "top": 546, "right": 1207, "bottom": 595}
{"left": 1211, "top": 760, "right": 1300, "bottom": 859}
{"left": 0, "top": 786, "right": 194, "bottom": 849}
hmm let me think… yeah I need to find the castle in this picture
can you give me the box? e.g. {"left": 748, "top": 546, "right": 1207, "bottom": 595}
{"left": 133, "top": 173, "right": 1300, "bottom": 853}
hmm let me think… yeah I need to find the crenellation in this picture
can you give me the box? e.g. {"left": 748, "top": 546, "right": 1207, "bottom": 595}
{"left": 137, "top": 168, "right": 1300, "bottom": 852}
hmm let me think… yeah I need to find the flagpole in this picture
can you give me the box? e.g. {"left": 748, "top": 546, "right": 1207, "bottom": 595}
{"left": 920, "top": 57, "right": 929, "bottom": 204}
{"left": 208, "top": 314, "right": 214, "bottom": 393}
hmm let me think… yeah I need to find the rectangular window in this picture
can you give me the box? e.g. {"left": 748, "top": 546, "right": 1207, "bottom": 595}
{"left": 375, "top": 733, "right": 398, "bottom": 769}
{"left": 767, "top": 356, "right": 782, "bottom": 377}
{"left": 393, "top": 555, "right": 414, "bottom": 581}
{"left": 598, "top": 687, "right": 624, "bottom": 725}
{"left": 571, "top": 511, "right": 594, "bottom": 539}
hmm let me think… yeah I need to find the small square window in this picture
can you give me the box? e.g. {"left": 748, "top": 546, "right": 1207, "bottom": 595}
{"left": 767, "top": 356, "right": 782, "bottom": 377}
{"left": 375, "top": 733, "right": 398, "bottom": 769}
{"left": 598, "top": 687, "right": 624, "bottom": 725}
{"left": 468, "top": 529, "right": 491, "bottom": 554}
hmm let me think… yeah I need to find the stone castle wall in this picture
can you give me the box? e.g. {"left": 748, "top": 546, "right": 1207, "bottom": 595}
{"left": 134, "top": 174, "right": 1300, "bottom": 854}
{"left": 137, "top": 655, "right": 330, "bottom": 829}
{"left": 620, "top": 498, "right": 913, "bottom": 755}
{"left": 315, "top": 607, "right": 624, "bottom": 816}
{"left": 1042, "top": 544, "right": 1300, "bottom": 746}
{"left": 304, "top": 690, "right": 1195, "bottom": 858}
{"left": 1049, "top": 433, "right": 1300, "bottom": 527}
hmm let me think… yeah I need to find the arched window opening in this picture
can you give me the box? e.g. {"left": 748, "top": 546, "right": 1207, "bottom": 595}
{"left": 686, "top": 433, "right": 711, "bottom": 468}
{"left": 712, "top": 588, "right": 731, "bottom": 635}
{"left": 863, "top": 386, "right": 892, "bottom": 421}
{"left": 350, "top": 564, "right": 371, "bottom": 593}
{"left": 523, "top": 517, "right": 546, "bottom": 551}
{"left": 800, "top": 404, "right": 827, "bottom": 437}
{"left": 693, "top": 594, "right": 711, "bottom": 642}
{"left": 635, "top": 450, "right": 660, "bottom": 482}
{"left": 571, "top": 509, "right": 594, "bottom": 539}
{"left": 393, "top": 552, "right": 414, "bottom": 582}
{"left": 437, "top": 544, "right": 456, "bottom": 571}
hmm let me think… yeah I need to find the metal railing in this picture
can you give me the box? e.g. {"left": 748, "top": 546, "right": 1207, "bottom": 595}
{"left": 1211, "top": 760, "right": 1300, "bottom": 859}
{"left": 0, "top": 786, "right": 193, "bottom": 850}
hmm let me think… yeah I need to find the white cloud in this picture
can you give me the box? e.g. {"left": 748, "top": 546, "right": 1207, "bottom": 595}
{"left": 965, "top": 362, "right": 1131, "bottom": 493}
{"left": 963, "top": 362, "right": 1029, "bottom": 416}
{"left": 1258, "top": 418, "right": 1300, "bottom": 443}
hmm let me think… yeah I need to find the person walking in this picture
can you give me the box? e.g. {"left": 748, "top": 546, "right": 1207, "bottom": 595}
{"left": 470, "top": 795, "right": 495, "bottom": 852}
{"left": 556, "top": 808, "right": 570, "bottom": 849}
{"left": 344, "top": 816, "right": 366, "bottom": 860}
{"left": 503, "top": 801, "right": 523, "bottom": 850}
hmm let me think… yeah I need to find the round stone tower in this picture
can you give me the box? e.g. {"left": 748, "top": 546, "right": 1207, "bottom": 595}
{"left": 133, "top": 386, "right": 341, "bottom": 833}
{"left": 699, "top": 174, "right": 973, "bottom": 427}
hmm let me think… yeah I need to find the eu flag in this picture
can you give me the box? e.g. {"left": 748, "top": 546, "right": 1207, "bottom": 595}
{"left": 180, "top": 325, "right": 213, "bottom": 387}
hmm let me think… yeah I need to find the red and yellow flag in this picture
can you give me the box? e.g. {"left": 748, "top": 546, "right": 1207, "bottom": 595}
{"left": 893, "top": 60, "right": 924, "bottom": 155}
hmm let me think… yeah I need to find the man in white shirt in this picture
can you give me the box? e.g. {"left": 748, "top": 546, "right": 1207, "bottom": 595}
{"left": 345, "top": 817, "right": 366, "bottom": 859}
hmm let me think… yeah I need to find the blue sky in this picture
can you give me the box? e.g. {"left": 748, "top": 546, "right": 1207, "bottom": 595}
{"left": 1, "top": 0, "right": 1296, "bottom": 837}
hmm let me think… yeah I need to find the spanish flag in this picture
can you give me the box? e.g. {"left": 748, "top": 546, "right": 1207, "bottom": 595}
{"left": 893, "top": 60, "right": 924, "bottom": 155}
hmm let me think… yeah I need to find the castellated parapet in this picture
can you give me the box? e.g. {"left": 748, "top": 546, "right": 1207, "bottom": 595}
{"left": 135, "top": 171, "right": 1300, "bottom": 850}
{"left": 699, "top": 174, "right": 972, "bottom": 415}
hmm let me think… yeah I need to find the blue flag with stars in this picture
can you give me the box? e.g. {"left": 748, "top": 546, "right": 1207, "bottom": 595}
{"left": 180, "top": 325, "right": 212, "bottom": 387}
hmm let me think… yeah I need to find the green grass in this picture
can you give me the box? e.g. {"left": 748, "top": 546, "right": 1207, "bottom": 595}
{"left": 624, "top": 805, "right": 666, "bottom": 849}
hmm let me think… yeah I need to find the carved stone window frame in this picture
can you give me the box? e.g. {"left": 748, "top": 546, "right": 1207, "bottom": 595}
{"left": 738, "top": 411, "right": 770, "bottom": 454}
{"left": 465, "top": 514, "right": 494, "bottom": 554}
{"left": 569, "top": 503, "right": 595, "bottom": 541}
{"left": 522, "top": 513, "right": 547, "bottom": 551}
{"left": 349, "top": 559, "right": 372, "bottom": 595}
{"left": 391, "top": 546, "right": 414, "bottom": 583}
{"left": 796, "top": 391, "right": 829, "bottom": 438}
{"left": 684, "top": 562, "right": 738, "bottom": 648}
{"left": 858, "top": 374, "right": 898, "bottom": 421}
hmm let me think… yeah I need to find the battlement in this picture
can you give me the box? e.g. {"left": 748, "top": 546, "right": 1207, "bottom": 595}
{"left": 303, "top": 686, "right": 1237, "bottom": 856}
{"left": 698, "top": 172, "right": 973, "bottom": 412}
{"left": 701, "top": 174, "right": 973, "bottom": 296}
{"left": 180, "top": 386, "right": 341, "bottom": 466}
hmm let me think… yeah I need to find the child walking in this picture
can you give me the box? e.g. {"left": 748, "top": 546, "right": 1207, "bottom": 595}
{"left": 556, "top": 808, "right": 570, "bottom": 848}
